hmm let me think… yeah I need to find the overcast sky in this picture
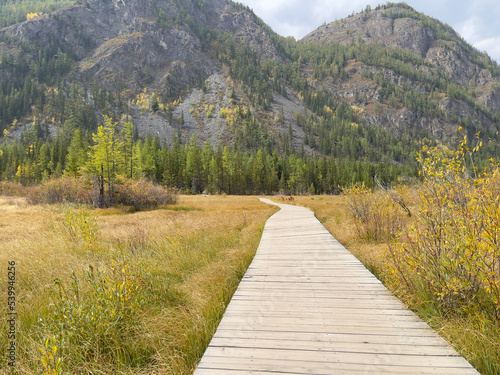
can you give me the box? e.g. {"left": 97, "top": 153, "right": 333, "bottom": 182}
{"left": 236, "top": 0, "right": 500, "bottom": 63}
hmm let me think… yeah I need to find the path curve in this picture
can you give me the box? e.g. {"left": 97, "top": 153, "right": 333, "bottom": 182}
{"left": 194, "top": 198, "right": 479, "bottom": 374}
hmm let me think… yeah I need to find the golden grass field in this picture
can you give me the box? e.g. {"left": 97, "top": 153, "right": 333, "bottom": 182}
{"left": 0, "top": 195, "right": 277, "bottom": 374}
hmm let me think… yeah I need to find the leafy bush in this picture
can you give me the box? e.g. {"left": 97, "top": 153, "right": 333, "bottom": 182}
{"left": 24, "top": 177, "right": 177, "bottom": 209}
{"left": 386, "top": 138, "right": 500, "bottom": 321}
{"left": 344, "top": 184, "right": 411, "bottom": 242}
{"left": 114, "top": 179, "right": 177, "bottom": 209}
{"left": 61, "top": 208, "right": 101, "bottom": 253}
{"left": 0, "top": 181, "right": 26, "bottom": 196}
{"left": 26, "top": 177, "right": 93, "bottom": 205}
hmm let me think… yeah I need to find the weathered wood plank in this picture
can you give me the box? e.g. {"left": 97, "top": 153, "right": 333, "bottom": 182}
{"left": 206, "top": 337, "right": 458, "bottom": 356}
{"left": 200, "top": 346, "right": 470, "bottom": 367}
{"left": 212, "top": 329, "right": 450, "bottom": 346}
{"left": 196, "top": 357, "right": 478, "bottom": 375}
{"left": 193, "top": 199, "right": 480, "bottom": 375}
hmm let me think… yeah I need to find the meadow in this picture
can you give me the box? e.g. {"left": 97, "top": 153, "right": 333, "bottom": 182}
{"left": 0, "top": 195, "right": 277, "bottom": 374}
{"left": 1, "top": 188, "right": 499, "bottom": 374}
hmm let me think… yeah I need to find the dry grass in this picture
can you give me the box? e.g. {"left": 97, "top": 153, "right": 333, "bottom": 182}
{"left": 0, "top": 195, "right": 277, "bottom": 374}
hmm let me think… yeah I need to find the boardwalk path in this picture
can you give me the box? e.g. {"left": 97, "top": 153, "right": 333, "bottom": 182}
{"left": 194, "top": 199, "right": 479, "bottom": 374}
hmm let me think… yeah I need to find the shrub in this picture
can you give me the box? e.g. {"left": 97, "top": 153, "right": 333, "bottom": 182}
{"left": 61, "top": 208, "right": 101, "bottom": 253}
{"left": 25, "top": 177, "right": 177, "bottom": 209}
{"left": 114, "top": 179, "right": 177, "bottom": 209}
{"left": 344, "top": 184, "right": 411, "bottom": 242}
{"left": 0, "top": 181, "right": 26, "bottom": 196}
{"left": 385, "top": 138, "right": 500, "bottom": 321}
{"left": 26, "top": 177, "right": 93, "bottom": 205}
{"left": 41, "top": 254, "right": 145, "bottom": 368}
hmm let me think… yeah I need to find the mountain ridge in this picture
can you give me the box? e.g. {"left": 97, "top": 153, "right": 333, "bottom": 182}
{"left": 1, "top": 0, "right": 499, "bottom": 174}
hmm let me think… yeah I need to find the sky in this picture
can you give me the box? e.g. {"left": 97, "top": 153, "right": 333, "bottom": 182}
{"left": 236, "top": 0, "right": 500, "bottom": 63}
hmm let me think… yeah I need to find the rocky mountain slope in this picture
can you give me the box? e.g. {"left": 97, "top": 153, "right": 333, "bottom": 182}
{"left": 302, "top": 3, "right": 500, "bottom": 142}
{"left": 1, "top": 1, "right": 499, "bottom": 158}
{"left": 1, "top": 0, "right": 280, "bottom": 90}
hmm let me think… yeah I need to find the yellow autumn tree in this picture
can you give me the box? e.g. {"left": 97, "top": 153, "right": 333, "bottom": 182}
{"left": 136, "top": 89, "right": 150, "bottom": 114}
{"left": 26, "top": 12, "right": 40, "bottom": 20}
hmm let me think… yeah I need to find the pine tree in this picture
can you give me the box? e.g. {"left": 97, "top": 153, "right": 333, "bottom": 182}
{"left": 65, "top": 128, "right": 87, "bottom": 178}
{"left": 121, "top": 122, "right": 134, "bottom": 178}
{"left": 185, "top": 135, "right": 203, "bottom": 193}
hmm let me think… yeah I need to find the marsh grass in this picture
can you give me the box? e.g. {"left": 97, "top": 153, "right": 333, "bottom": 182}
{"left": 0, "top": 195, "right": 277, "bottom": 374}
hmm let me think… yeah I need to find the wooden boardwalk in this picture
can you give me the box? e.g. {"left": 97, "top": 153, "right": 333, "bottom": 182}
{"left": 194, "top": 199, "right": 480, "bottom": 374}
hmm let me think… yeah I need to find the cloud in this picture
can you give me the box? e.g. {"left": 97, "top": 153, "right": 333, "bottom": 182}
{"left": 476, "top": 38, "right": 500, "bottom": 62}
{"left": 456, "top": 15, "right": 500, "bottom": 62}
{"left": 239, "top": 0, "right": 500, "bottom": 62}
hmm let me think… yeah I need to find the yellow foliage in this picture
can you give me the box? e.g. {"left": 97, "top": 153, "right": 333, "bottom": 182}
{"left": 26, "top": 12, "right": 40, "bottom": 21}
{"left": 324, "top": 105, "right": 334, "bottom": 115}
{"left": 386, "top": 138, "right": 500, "bottom": 320}
{"left": 39, "top": 338, "right": 62, "bottom": 375}
{"left": 219, "top": 106, "right": 236, "bottom": 125}
{"left": 351, "top": 105, "right": 364, "bottom": 115}
{"left": 136, "top": 88, "right": 150, "bottom": 114}
{"left": 219, "top": 105, "right": 248, "bottom": 126}
{"left": 62, "top": 208, "right": 101, "bottom": 253}
{"left": 205, "top": 104, "right": 215, "bottom": 118}
{"left": 173, "top": 96, "right": 182, "bottom": 107}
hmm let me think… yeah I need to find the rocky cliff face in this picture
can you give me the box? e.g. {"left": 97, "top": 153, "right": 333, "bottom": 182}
{"left": 1, "top": 0, "right": 281, "bottom": 91}
{"left": 0, "top": 0, "right": 294, "bottom": 147}
{"left": 302, "top": 5, "right": 495, "bottom": 87}
{"left": 302, "top": 4, "right": 500, "bottom": 141}
{"left": 304, "top": 8, "right": 435, "bottom": 58}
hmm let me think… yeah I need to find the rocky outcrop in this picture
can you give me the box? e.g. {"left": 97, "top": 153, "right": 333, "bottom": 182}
{"left": 0, "top": 0, "right": 282, "bottom": 92}
{"left": 302, "top": 4, "right": 500, "bottom": 138}
{"left": 302, "top": 5, "right": 499, "bottom": 94}
{"left": 303, "top": 8, "right": 435, "bottom": 57}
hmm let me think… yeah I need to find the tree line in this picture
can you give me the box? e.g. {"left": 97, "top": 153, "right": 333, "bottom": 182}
{"left": 0, "top": 115, "right": 414, "bottom": 195}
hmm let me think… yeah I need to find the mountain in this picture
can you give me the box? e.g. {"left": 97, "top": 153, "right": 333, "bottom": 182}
{"left": 301, "top": 3, "right": 500, "bottom": 142}
{"left": 0, "top": 0, "right": 499, "bottom": 189}
{"left": 0, "top": 0, "right": 293, "bottom": 148}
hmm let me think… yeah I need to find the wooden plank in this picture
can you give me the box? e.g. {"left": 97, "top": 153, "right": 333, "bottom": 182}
{"left": 212, "top": 329, "right": 450, "bottom": 346}
{"left": 196, "top": 357, "right": 478, "bottom": 375}
{"left": 200, "top": 346, "right": 470, "bottom": 367}
{"left": 215, "top": 322, "right": 437, "bottom": 337}
{"left": 193, "top": 199, "right": 480, "bottom": 375}
{"left": 206, "top": 337, "right": 458, "bottom": 356}
{"left": 219, "top": 312, "right": 422, "bottom": 323}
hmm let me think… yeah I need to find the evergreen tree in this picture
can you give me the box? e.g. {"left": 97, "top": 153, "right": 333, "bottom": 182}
{"left": 65, "top": 128, "right": 87, "bottom": 178}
